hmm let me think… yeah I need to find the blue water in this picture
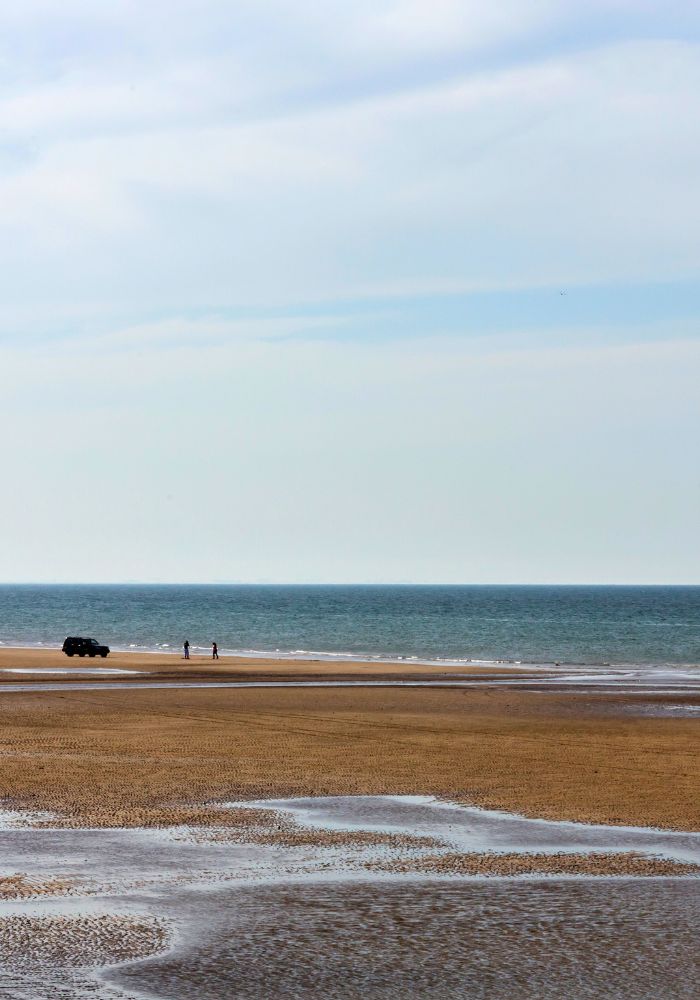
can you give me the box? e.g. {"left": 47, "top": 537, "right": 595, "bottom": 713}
{"left": 0, "top": 585, "right": 698, "bottom": 668}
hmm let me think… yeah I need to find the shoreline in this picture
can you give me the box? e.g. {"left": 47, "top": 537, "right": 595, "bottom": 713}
{"left": 1, "top": 644, "right": 699, "bottom": 678}
{"left": 1, "top": 641, "right": 698, "bottom": 673}
{"left": 0, "top": 646, "right": 528, "bottom": 681}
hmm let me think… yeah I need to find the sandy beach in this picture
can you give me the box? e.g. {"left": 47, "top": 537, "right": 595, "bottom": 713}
{"left": 0, "top": 647, "right": 699, "bottom": 997}
{"left": 0, "top": 647, "right": 697, "bottom": 830}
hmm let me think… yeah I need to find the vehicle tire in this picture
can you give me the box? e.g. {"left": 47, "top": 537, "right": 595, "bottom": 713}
{"left": 100, "top": 652, "right": 108, "bottom": 658}
{"left": 65, "top": 651, "right": 74, "bottom": 657}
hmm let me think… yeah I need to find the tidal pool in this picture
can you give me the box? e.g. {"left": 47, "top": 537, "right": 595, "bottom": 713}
{"left": 0, "top": 797, "right": 697, "bottom": 999}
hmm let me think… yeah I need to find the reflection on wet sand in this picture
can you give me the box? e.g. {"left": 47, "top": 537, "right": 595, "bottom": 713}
{"left": 110, "top": 879, "right": 700, "bottom": 1000}
{"left": 0, "top": 796, "right": 698, "bottom": 998}
{"left": 1, "top": 666, "right": 700, "bottom": 701}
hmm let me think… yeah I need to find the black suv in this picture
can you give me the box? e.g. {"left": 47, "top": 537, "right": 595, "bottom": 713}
{"left": 62, "top": 636, "right": 110, "bottom": 658}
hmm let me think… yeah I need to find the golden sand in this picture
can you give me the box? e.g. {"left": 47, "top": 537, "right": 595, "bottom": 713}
{"left": 0, "top": 645, "right": 520, "bottom": 680}
{"left": 0, "top": 875, "right": 76, "bottom": 900}
{"left": 0, "top": 648, "right": 697, "bottom": 831}
{"left": 370, "top": 852, "right": 700, "bottom": 878}
{"left": 0, "top": 914, "right": 169, "bottom": 968}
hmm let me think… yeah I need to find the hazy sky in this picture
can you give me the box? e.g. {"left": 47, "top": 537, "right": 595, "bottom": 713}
{"left": 1, "top": 1, "right": 699, "bottom": 583}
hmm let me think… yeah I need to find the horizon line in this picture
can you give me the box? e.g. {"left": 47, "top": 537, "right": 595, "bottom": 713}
{"left": 0, "top": 581, "right": 698, "bottom": 588}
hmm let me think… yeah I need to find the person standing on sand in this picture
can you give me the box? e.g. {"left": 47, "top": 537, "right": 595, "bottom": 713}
{"left": 183, "top": 640, "right": 190, "bottom": 660}
{"left": 212, "top": 642, "right": 219, "bottom": 660}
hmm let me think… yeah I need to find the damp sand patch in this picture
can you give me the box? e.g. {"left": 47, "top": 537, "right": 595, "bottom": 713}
{"left": 30, "top": 803, "right": 280, "bottom": 830}
{"left": 368, "top": 850, "right": 700, "bottom": 878}
{"left": 0, "top": 874, "right": 77, "bottom": 900}
{"left": 0, "top": 913, "right": 170, "bottom": 968}
{"left": 224, "top": 795, "right": 700, "bottom": 866}
{"left": 25, "top": 801, "right": 436, "bottom": 851}
{"left": 173, "top": 807, "right": 436, "bottom": 851}
{"left": 106, "top": 879, "right": 700, "bottom": 1000}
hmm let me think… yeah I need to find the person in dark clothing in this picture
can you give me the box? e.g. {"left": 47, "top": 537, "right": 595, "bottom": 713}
{"left": 183, "top": 640, "right": 190, "bottom": 660}
{"left": 212, "top": 642, "right": 219, "bottom": 660}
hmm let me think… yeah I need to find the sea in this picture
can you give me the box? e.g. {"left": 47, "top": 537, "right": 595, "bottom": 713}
{"left": 0, "top": 584, "right": 698, "bottom": 669}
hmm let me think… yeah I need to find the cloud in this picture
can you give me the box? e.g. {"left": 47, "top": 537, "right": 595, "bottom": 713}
{"left": 2, "top": 29, "right": 699, "bottom": 325}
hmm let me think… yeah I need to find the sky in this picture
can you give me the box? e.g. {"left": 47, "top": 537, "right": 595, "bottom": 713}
{"left": 1, "top": 1, "right": 699, "bottom": 584}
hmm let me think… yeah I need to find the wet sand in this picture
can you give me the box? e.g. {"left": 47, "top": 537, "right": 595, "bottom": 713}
{"left": 0, "top": 796, "right": 697, "bottom": 998}
{"left": 110, "top": 879, "right": 700, "bottom": 999}
{"left": 0, "top": 647, "right": 698, "bottom": 830}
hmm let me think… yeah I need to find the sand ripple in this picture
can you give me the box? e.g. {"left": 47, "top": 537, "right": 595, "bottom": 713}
{"left": 0, "top": 913, "right": 169, "bottom": 969}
